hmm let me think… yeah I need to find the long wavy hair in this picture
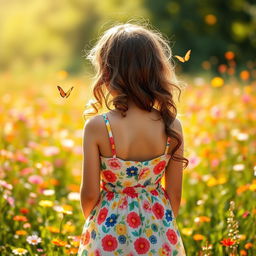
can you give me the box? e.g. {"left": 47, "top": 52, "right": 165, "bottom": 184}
{"left": 83, "top": 21, "right": 189, "bottom": 169}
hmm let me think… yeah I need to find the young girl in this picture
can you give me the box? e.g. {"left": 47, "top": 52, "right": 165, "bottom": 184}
{"left": 78, "top": 22, "right": 189, "bottom": 256}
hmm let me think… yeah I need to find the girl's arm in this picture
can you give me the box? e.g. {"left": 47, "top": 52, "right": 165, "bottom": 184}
{"left": 80, "top": 116, "right": 101, "bottom": 220}
{"left": 164, "top": 118, "right": 185, "bottom": 218}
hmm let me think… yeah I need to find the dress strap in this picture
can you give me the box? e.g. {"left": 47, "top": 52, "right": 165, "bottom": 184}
{"left": 102, "top": 113, "right": 117, "bottom": 158}
{"left": 164, "top": 136, "right": 171, "bottom": 154}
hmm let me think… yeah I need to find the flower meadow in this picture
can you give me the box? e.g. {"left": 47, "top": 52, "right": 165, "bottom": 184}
{"left": 0, "top": 59, "right": 255, "bottom": 255}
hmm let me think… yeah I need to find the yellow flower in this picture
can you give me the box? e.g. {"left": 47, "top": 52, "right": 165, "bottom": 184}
{"left": 15, "top": 230, "right": 27, "bottom": 236}
{"left": 237, "top": 234, "right": 246, "bottom": 240}
{"left": 123, "top": 181, "right": 133, "bottom": 187}
{"left": 39, "top": 200, "right": 53, "bottom": 208}
{"left": 63, "top": 223, "right": 75, "bottom": 233}
{"left": 211, "top": 77, "right": 224, "bottom": 87}
{"left": 146, "top": 228, "right": 153, "bottom": 237}
{"left": 111, "top": 201, "right": 118, "bottom": 210}
{"left": 249, "top": 184, "right": 256, "bottom": 191}
{"left": 47, "top": 226, "right": 60, "bottom": 233}
{"left": 12, "top": 248, "right": 28, "bottom": 255}
{"left": 181, "top": 228, "right": 193, "bottom": 236}
{"left": 193, "top": 234, "right": 205, "bottom": 241}
{"left": 116, "top": 224, "right": 127, "bottom": 235}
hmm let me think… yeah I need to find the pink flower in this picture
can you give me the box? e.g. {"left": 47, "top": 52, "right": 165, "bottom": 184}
{"left": 20, "top": 167, "right": 33, "bottom": 175}
{"left": 188, "top": 155, "right": 201, "bottom": 169}
{"left": 28, "top": 175, "right": 43, "bottom": 185}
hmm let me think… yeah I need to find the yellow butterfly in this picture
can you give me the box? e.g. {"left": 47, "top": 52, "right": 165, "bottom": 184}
{"left": 174, "top": 49, "right": 191, "bottom": 63}
{"left": 57, "top": 85, "right": 74, "bottom": 98}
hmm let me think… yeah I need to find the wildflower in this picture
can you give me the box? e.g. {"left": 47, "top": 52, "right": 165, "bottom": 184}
{"left": 193, "top": 234, "right": 205, "bottom": 241}
{"left": 13, "top": 215, "right": 28, "bottom": 222}
{"left": 181, "top": 228, "right": 193, "bottom": 236}
{"left": 39, "top": 200, "right": 53, "bottom": 207}
{"left": 67, "top": 192, "right": 80, "bottom": 201}
{"left": 42, "top": 189, "right": 55, "bottom": 196}
{"left": 26, "top": 234, "right": 42, "bottom": 245}
{"left": 28, "top": 175, "right": 43, "bottom": 185}
{"left": 244, "top": 243, "right": 253, "bottom": 249}
{"left": 47, "top": 226, "right": 60, "bottom": 233}
{"left": 220, "top": 238, "right": 235, "bottom": 247}
{"left": 233, "top": 164, "right": 245, "bottom": 171}
{"left": 211, "top": 77, "right": 224, "bottom": 87}
{"left": 16, "top": 230, "right": 27, "bottom": 236}
{"left": 12, "top": 248, "right": 28, "bottom": 255}
{"left": 51, "top": 238, "right": 67, "bottom": 247}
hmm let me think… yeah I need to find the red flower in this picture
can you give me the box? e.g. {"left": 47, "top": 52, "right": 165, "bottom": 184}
{"left": 127, "top": 212, "right": 141, "bottom": 228}
{"left": 150, "top": 189, "right": 159, "bottom": 196}
{"left": 163, "top": 242, "right": 172, "bottom": 254}
{"left": 152, "top": 202, "right": 164, "bottom": 219}
{"left": 106, "top": 191, "right": 114, "bottom": 201}
{"left": 107, "top": 159, "right": 122, "bottom": 170}
{"left": 119, "top": 197, "right": 128, "bottom": 209}
{"left": 134, "top": 237, "right": 150, "bottom": 254}
{"left": 102, "top": 234, "right": 118, "bottom": 251}
{"left": 102, "top": 170, "right": 117, "bottom": 183}
{"left": 97, "top": 207, "right": 108, "bottom": 225}
{"left": 220, "top": 238, "right": 235, "bottom": 247}
{"left": 142, "top": 200, "right": 151, "bottom": 212}
{"left": 153, "top": 160, "right": 166, "bottom": 174}
{"left": 122, "top": 187, "right": 139, "bottom": 198}
{"left": 20, "top": 208, "right": 29, "bottom": 215}
{"left": 81, "top": 230, "right": 90, "bottom": 245}
{"left": 166, "top": 228, "right": 178, "bottom": 245}
{"left": 95, "top": 249, "right": 101, "bottom": 256}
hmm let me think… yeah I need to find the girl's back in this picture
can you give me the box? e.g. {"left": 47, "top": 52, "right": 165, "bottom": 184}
{"left": 78, "top": 22, "right": 189, "bottom": 256}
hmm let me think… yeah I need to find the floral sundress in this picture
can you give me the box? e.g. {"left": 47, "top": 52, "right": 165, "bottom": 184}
{"left": 77, "top": 113, "right": 186, "bottom": 256}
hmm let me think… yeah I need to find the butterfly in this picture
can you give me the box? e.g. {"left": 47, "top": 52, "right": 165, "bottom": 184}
{"left": 57, "top": 85, "right": 74, "bottom": 98}
{"left": 174, "top": 49, "right": 191, "bottom": 63}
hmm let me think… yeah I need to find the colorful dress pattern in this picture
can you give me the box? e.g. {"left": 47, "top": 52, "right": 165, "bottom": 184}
{"left": 77, "top": 113, "right": 186, "bottom": 256}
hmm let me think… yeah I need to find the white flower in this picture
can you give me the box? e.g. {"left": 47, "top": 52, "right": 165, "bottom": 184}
{"left": 43, "top": 189, "right": 55, "bottom": 196}
{"left": 12, "top": 248, "right": 28, "bottom": 255}
{"left": 26, "top": 234, "right": 42, "bottom": 245}
{"left": 68, "top": 192, "right": 80, "bottom": 201}
{"left": 233, "top": 164, "right": 245, "bottom": 171}
{"left": 236, "top": 132, "right": 249, "bottom": 141}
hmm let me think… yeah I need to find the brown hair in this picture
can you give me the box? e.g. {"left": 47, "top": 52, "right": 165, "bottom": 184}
{"left": 83, "top": 21, "right": 189, "bottom": 169}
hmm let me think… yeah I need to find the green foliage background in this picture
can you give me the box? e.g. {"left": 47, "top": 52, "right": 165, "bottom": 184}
{"left": 0, "top": 0, "right": 255, "bottom": 76}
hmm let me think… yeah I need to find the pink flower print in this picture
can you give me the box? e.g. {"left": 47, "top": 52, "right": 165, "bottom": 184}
{"left": 107, "top": 158, "right": 122, "bottom": 170}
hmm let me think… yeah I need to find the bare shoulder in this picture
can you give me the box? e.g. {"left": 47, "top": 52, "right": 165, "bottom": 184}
{"left": 83, "top": 114, "right": 105, "bottom": 138}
